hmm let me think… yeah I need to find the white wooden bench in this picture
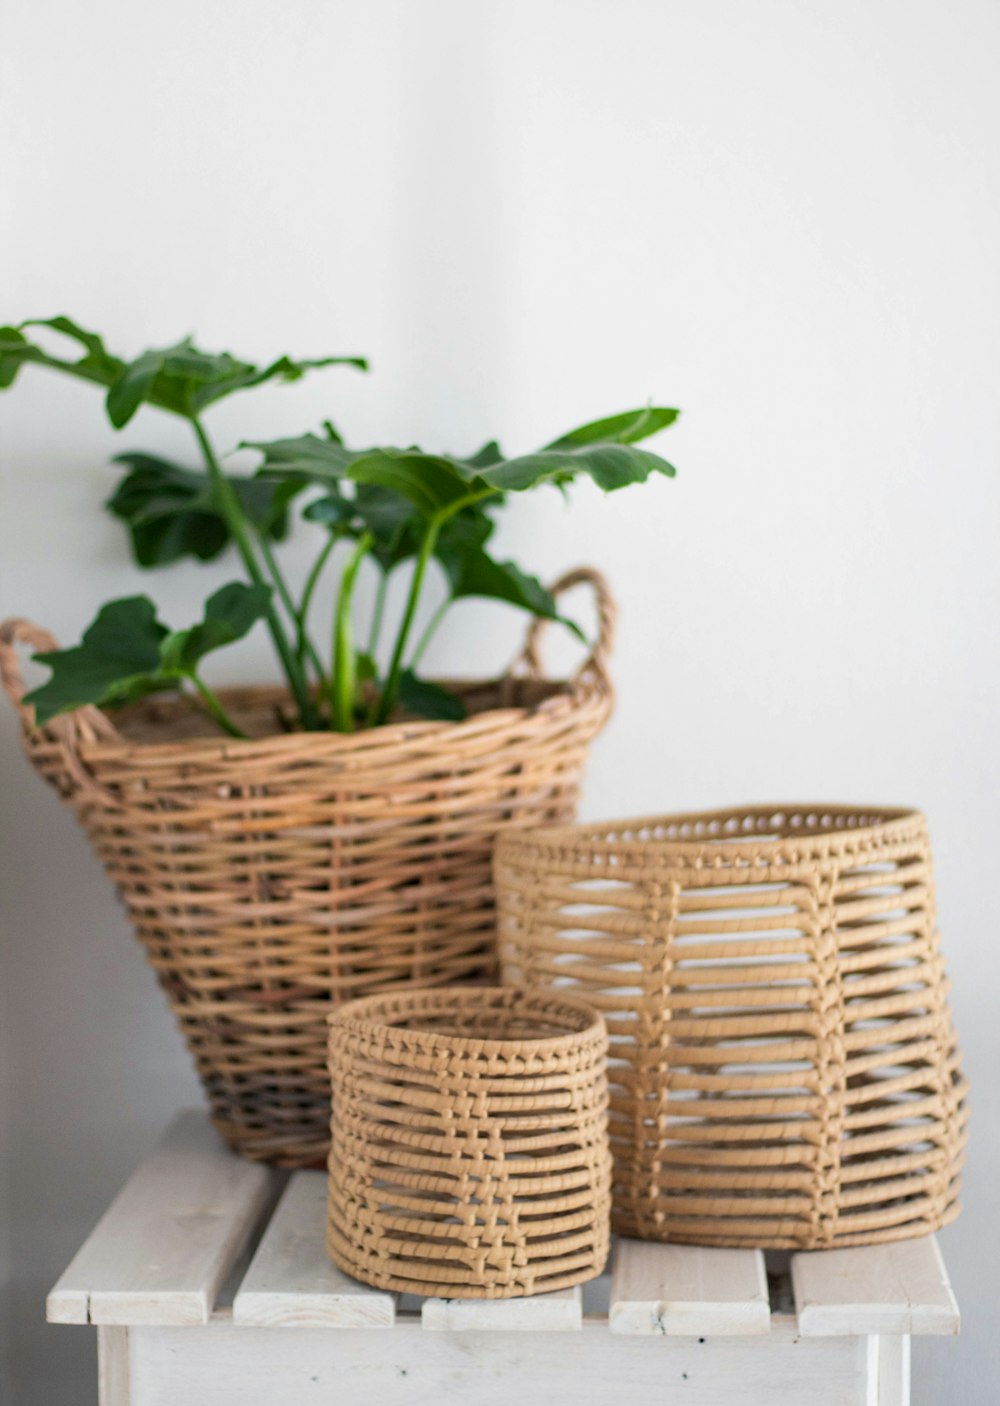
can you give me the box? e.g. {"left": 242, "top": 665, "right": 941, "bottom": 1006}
{"left": 48, "top": 1112, "right": 960, "bottom": 1406}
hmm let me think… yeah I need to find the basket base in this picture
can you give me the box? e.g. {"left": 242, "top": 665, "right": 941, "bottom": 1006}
{"left": 610, "top": 1196, "right": 963, "bottom": 1251}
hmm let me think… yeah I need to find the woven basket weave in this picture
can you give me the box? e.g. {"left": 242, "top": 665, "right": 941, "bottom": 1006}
{"left": 0, "top": 570, "right": 613, "bottom": 1167}
{"left": 494, "top": 805, "right": 969, "bottom": 1250}
{"left": 326, "top": 986, "right": 612, "bottom": 1297}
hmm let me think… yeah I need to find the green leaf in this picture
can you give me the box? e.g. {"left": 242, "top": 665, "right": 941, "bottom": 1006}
{"left": 302, "top": 491, "right": 353, "bottom": 529}
{"left": 0, "top": 327, "right": 30, "bottom": 388}
{"left": 0, "top": 317, "right": 126, "bottom": 392}
{"left": 179, "top": 347, "right": 367, "bottom": 415}
{"left": 161, "top": 582, "right": 271, "bottom": 672}
{"left": 436, "top": 505, "right": 495, "bottom": 553}
{"left": 24, "top": 587, "right": 272, "bottom": 728}
{"left": 251, "top": 434, "right": 494, "bottom": 519}
{"left": 301, "top": 483, "right": 417, "bottom": 570}
{"left": 243, "top": 432, "right": 359, "bottom": 477}
{"left": 106, "top": 349, "right": 166, "bottom": 428}
{"left": 359, "top": 491, "right": 494, "bottom": 574}
{"left": 232, "top": 477, "right": 299, "bottom": 536}
{"left": 24, "top": 597, "right": 169, "bottom": 724}
{"left": 315, "top": 446, "right": 482, "bottom": 518}
{"left": 437, "top": 546, "right": 584, "bottom": 639}
{"left": 252, "top": 407, "right": 676, "bottom": 515}
{"left": 478, "top": 406, "right": 679, "bottom": 492}
{"left": 481, "top": 442, "right": 676, "bottom": 493}
{"left": 108, "top": 452, "right": 297, "bottom": 566}
{"left": 462, "top": 440, "right": 504, "bottom": 469}
{"left": 21, "top": 316, "right": 113, "bottom": 365}
{"left": 351, "top": 484, "right": 422, "bottom": 569}
{"left": 545, "top": 406, "right": 680, "bottom": 449}
{"left": 398, "top": 669, "right": 467, "bottom": 722}
{"left": 177, "top": 343, "right": 366, "bottom": 417}
{"left": 347, "top": 449, "right": 469, "bottom": 517}
{"left": 107, "top": 454, "right": 228, "bottom": 564}
{"left": 3, "top": 322, "right": 366, "bottom": 424}
{"left": 20, "top": 317, "right": 125, "bottom": 385}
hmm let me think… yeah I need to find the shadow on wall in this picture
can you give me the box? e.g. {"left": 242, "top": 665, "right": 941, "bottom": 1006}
{"left": 7, "top": 1280, "right": 96, "bottom": 1406}
{"left": 0, "top": 722, "right": 204, "bottom": 1406}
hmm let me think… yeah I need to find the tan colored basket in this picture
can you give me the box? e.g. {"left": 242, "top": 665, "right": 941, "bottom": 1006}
{"left": 326, "top": 986, "right": 611, "bottom": 1297}
{"left": 0, "top": 570, "right": 614, "bottom": 1167}
{"left": 494, "top": 805, "right": 969, "bottom": 1250}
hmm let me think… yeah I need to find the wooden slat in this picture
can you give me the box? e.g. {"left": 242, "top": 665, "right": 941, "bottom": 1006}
{"left": 47, "top": 1111, "right": 273, "bottom": 1326}
{"left": 422, "top": 1284, "right": 583, "bottom": 1331}
{"left": 233, "top": 1172, "right": 395, "bottom": 1328}
{"left": 791, "top": 1235, "right": 959, "bottom": 1336}
{"left": 609, "top": 1240, "right": 770, "bottom": 1336}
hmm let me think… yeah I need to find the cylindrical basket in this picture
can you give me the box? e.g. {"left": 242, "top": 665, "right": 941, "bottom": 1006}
{"left": 326, "top": 986, "right": 612, "bottom": 1297}
{"left": 0, "top": 570, "right": 614, "bottom": 1167}
{"left": 494, "top": 805, "right": 969, "bottom": 1251}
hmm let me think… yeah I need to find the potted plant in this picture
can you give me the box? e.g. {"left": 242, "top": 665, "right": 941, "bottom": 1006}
{"left": 0, "top": 316, "right": 679, "bottom": 1165}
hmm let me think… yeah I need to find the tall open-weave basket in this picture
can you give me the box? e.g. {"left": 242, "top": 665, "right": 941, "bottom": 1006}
{"left": 0, "top": 570, "right": 614, "bottom": 1167}
{"left": 326, "top": 986, "right": 612, "bottom": 1297}
{"left": 495, "top": 805, "right": 969, "bottom": 1250}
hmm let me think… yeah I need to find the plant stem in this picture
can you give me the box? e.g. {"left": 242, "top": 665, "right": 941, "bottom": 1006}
{"left": 299, "top": 534, "right": 338, "bottom": 646}
{"left": 256, "top": 531, "right": 299, "bottom": 626}
{"left": 409, "top": 598, "right": 450, "bottom": 671}
{"left": 374, "top": 490, "right": 497, "bottom": 726}
{"left": 190, "top": 416, "right": 318, "bottom": 728}
{"left": 367, "top": 571, "right": 389, "bottom": 658}
{"left": 375, "top": 520, "right": 441, "bottom": 725}
{"left": 256, "top": 531, "right": 326, "bottom": 684}
{"left": 330, "top": 532, "right": 372, "bottom": 732}
{"left": 188, "top": 673, "right": 247, "bottom": 739}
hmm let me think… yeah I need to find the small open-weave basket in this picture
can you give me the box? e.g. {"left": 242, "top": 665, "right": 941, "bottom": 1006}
{"left": 326, "top": 986, "right": 612, "bottom": 1297}
{"left": 0, "top": 570, "right": 614, "bottom": 1167}
{"left": 495, "top": 805, "right": 969, "bottom": 1250}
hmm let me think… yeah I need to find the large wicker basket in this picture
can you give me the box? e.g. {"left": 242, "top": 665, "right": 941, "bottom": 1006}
{"left": 0, "top": 570, "right": 614, "bottom": 1166}
{"left": 495, "top": 805, "right": 969, "bottom": 1250}
{"left": 326, "top": 986, "right": 612, "bottom": 1297}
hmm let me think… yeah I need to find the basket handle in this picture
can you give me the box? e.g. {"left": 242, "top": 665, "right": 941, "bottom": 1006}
{"left": 0, "top": 617, "right": 121, "bottom": 799}
{"left": 515, "top": 567, "right": 616, "bottom": 694}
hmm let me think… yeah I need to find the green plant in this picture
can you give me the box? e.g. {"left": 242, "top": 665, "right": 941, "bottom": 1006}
{"left": 1, "top": 317, "right": 679, "bottom": 736}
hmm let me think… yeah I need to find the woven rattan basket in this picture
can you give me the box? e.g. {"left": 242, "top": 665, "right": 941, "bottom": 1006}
{"left": 326, "top": 985, "right": 612, "bottom": 1297}
{"left": 494, "top": 805, "right": 969, "bottom": 1250}
{"left": 0, "top": 570, "right": 614, "bottom": 1167}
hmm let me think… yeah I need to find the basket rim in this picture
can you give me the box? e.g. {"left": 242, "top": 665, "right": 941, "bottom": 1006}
{"left": 62, "top": 672, "right": 607, "bottom": 763}
{"left": 494, "top": 803, "right": 927, "bottom": 864}
{"left": 327, "top": 985, "right": 606, "bottom": 1055}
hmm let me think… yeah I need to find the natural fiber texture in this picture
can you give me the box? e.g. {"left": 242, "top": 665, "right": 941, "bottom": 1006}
{"left": 326, "top": 986, "right": 611, "bottom": 1297}
{"left": 0, "top": 571, "right": 613, "bottom": 1167}
{"left": 495, "top": 805, "right": 969, "bottom": 1250}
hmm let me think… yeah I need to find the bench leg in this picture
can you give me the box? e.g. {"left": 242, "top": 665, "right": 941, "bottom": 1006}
{"left": 98, "top": 1327, "right": 131, "bottom": 1406}
{"left": 870, "top": 1335, "right": 910, "bottom": 1406}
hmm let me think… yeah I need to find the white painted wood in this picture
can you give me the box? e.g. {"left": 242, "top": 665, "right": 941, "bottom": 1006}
{"left": 47, "top": 1113, "right": 966, "bottom": 1406}
{"left": 233, "top": 1172, "right": 395, "bottom": 1328}
{"left": 792, "top": 1236, "right": 959, "bottom": 1337}
{"left": 876, "top": 1336, "right": 911, "bottom": 1406}
{"left": 865, "top": 1336, "right": 880, "bottom": 1406}
{"left": 47, "top": 1111, "right": 274, "bottom": 1326}
{"left": 128, "top": 1317, "right": 873, "bottom": 1406}
{"left": 421, "top": 1283, "right": 582, "bottom": 1331}
{"left": 609, "top": 1240, "right": 770, "bottom": 1336}
{"left": 97, "top": 1327, "right": 131, "bottom": 1406}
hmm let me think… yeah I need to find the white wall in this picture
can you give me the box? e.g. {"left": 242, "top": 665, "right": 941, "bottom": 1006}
{"left": 1, "top": 1, "right": 998, "bottom": 1400}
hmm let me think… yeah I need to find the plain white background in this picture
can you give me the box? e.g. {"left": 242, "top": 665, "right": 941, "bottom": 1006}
{"left": 1, "top": 1, "right": 998, "bottom": 1400}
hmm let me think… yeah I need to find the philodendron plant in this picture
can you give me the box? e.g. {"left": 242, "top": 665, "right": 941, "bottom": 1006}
{"left": 1, "top": 318, "right": 679, "bottom": 736}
